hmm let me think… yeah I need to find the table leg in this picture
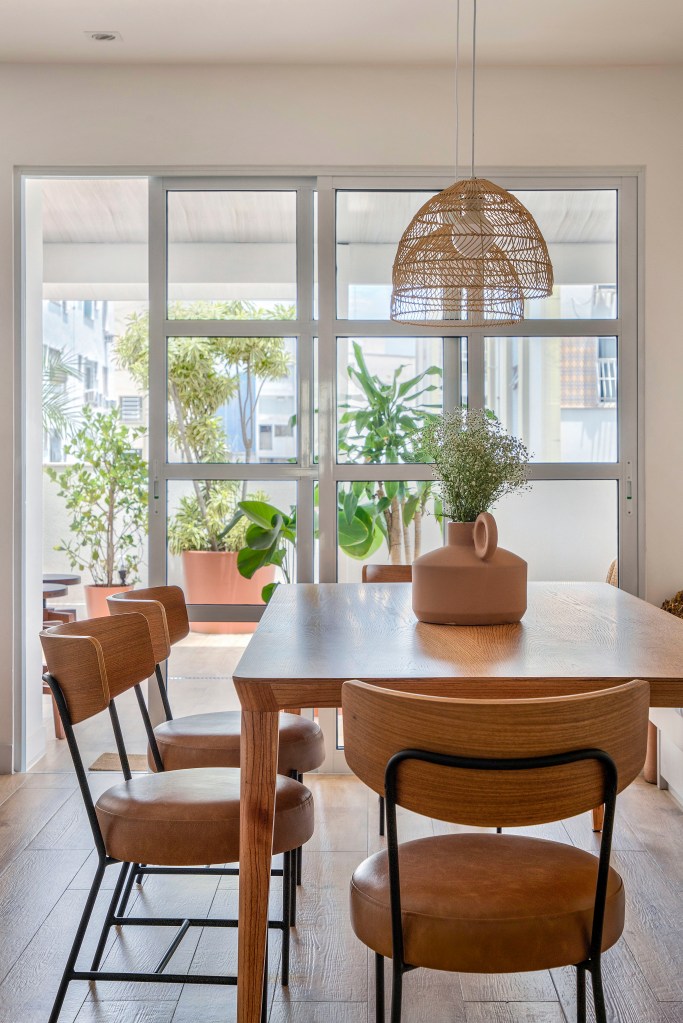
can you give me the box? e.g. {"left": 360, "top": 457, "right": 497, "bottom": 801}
{"left": 643, "top": 720, "right": 658, "bottom": 784}
{"left": 238, "top": 709, "right": 279, "bottom": 1023}
{"left": 592, "top": 804, "right": 605, "bottom": 832}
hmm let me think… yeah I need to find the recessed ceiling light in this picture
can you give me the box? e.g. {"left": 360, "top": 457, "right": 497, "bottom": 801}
{"left": 85, "top": 30, "right": 123, "bottom": 43}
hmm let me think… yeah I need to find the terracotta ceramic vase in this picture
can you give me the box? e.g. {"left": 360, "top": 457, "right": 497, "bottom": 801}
{"left": 411, "top": 512, "right": 527, "bottom": 625}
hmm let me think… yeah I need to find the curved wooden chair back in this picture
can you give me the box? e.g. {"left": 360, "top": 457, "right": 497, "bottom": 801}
{"left": 342, "top": 679, "right": 649, "bottom": 828}
{"left": 108, "top": 585, "right": 189, "bottom": 653}
{"left": 40, "top": 614, "right": 156, "bottom": 725}
{"left": 361, "top": 564, "right": 412, "bottom": 584}
{"left": 108, "top": 590, "right": 170, "bottom": 662}
{"left": 606, "top": 559, "right": 619, "bottom": 587}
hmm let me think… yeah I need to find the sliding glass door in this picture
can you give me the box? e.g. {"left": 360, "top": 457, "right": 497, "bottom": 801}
{"left": 148, "top": 172, "right": 638, "bottom": 618}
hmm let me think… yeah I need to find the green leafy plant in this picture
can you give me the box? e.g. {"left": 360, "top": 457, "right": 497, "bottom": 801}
{"left": 116, "top": 300, "right": 293, "bottom": 550}
{"left": 417, "top": 407, "right": 531, "bottom": 522}
{"left": 227, "top": 500, "right": 296, "bottom": 603}
{"left": 167, "top": 481, "right": 264, "bottom": 556}
{"left": 45, "top": 406, "right": 148, "bottom": 585}
{"left": 42, "top": 344, "right": 82, "bottom": 439}
{"left": 337, "top": 341, "right": 442, "bottom": 564}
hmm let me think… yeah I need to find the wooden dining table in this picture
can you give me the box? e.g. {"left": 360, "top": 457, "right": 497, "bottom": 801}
{"left": 232, "top": 580, "right": 683, "bottom": 1023}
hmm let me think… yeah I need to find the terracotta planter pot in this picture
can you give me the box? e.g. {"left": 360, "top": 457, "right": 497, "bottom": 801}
{"left": 84, "top": 584, "right": 132, "bottom": 619}
{"left": 181, "top": 550, "right": 276, "bottom": 634}
{"left": 411, "top": 513, "right": 527, "bottom": 625}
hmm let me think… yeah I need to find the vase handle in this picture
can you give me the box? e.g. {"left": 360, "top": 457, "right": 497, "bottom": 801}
{"left": 473, "top": 512, "right": 498, "bottom": 561}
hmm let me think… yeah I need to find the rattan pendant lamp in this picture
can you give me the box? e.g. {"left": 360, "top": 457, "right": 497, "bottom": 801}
{"left": 390, "top": 0, "right": 553, "bottom": 327}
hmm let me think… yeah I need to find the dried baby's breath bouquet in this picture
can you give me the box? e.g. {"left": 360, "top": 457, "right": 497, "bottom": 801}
{"left": 418, "top": 408, "right": 531, "bottom": 523}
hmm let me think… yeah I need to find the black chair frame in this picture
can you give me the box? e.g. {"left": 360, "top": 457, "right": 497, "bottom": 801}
{"left": 138, "top": 662, "right": 301, "bottom": 924}
{"left": 376, "top": 746, "right": 618, "bottom": 1023}
{"left": 44, "top": 671, "right": 292, "bottom": 1023}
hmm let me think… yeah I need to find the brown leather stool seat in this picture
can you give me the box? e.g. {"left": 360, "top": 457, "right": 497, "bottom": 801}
{"left": 350, "top": 833, "right": 625, "bottom": 974}
{"left": 151, "top": 711, "right": 325, "bottom": 775}
{"left": 96, "top": 767, "right": 314, "bottom": 867}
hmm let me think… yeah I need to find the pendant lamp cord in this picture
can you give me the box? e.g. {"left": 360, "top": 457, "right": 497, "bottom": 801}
{"left": 471, "top": 0, "right": 477, "bottom": 178}
{"left": 454, "top": 0, "right": 460, "bottom": 181}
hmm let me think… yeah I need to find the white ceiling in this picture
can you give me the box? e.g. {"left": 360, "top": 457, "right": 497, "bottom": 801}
{"left": 2, "top": 0, "right": 682, "bottom": 66}
{"left": 40, "top": 179, "right": 617, "bottom": 245}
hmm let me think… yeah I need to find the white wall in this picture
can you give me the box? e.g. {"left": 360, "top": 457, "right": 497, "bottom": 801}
{"left": 0, "top": 62, "right": 682, "bottom": 770}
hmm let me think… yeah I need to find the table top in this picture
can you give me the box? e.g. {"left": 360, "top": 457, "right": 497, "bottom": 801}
{"left": 233, "top": 581, "right": 683, "bottom": 709}
{"left": 43, "top": 573, "right": 81, "bottom": 587}
{"left": 42, "top": 582, "right": 68, "bottom": 598}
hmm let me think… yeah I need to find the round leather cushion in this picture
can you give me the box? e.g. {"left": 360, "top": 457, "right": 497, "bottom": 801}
{"left": 95, "top": 767, "right": 314, "bottom": 866}
{"left": 151, "top": 711, "right": 325, "bottom": 775}
{"left": 350, "top": 833, "right": 624, "bottom": 973}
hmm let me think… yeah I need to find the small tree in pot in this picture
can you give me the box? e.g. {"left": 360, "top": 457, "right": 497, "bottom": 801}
{"left": 116, "top": 301, "right": 292, "bottom": 631}
{"left": 45, "top": 405, "right": 148, "bottom": 617}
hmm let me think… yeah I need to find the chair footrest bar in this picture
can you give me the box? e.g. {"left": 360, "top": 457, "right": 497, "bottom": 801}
{"left": 111, "top": 916, "right": 239, "bottom": 928}
{"left": 154, "top": 919, "right": 191, "bottom": 974}
{"left": 136, "top": 865, "right": 239, "bottom": 876}
{"left": 71, "top": 970, "right": 237, "bottom": 985}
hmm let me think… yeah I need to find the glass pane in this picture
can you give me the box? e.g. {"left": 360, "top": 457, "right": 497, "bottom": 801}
{"left": 493, "top": 480, "right": 617, "bottom": 581}
{"left": 313, "top": 337, "right": 319, "bottom": 465}
{"left": 512, "top": 190, "right": 617, "bottom": 319}
{"left": 485, "top": 337, "right": 617, "bottom": 463}
{"left": 167, "top": 336, "right": 297, "bottom": 464}
{"left": 167, "top": 190, "right": 297, "bottom": 316}
{"left": 166, "top": 630, "right": 246, "bottom": 719}
{"left": 336, "top": 191, "right": 435, "bottom": 319}
{"left": 40, "top": 178, "right": 150, "bottom": 616}
{"left": 337, "top": 337, "right": 443, "bottom": 463}
{"left": 167, "top": 479, "right": 297, "bottom": 628}
{"left": 337, "top": 480, "right": 442, "bottom": 581}
{"left": 313, "top": 191, "right": 318, "bottom": 320}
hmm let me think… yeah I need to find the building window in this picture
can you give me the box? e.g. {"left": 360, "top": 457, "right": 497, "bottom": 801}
{"left": 119, "top": 395, "right": 143, "bottom": 423}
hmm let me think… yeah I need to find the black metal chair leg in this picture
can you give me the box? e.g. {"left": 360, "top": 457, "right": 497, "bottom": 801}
{"left": 296, "top": 774, "right": 304, "bottom": 885}
{"left": 379, "top": 795, "right": 385, "bottom": 837}
{"left": 48, "top": 859, "right": 106, "bottom": 1023}
{"left": 290, "top": 847, "right": 296, "bottom": 928}
{"left": 116, "top": 861, "right": 139, "bottom": 917}
{"left": 375, "top": 953, "right": 385, "bottom": 1023}
{"left": 592, "top": 958, "right": 607, "bottom": 1023}
{"left": 577, "top": 963, "right": 587, "bottom": 1023}
{"left": 389, "top": 960, "right": 402, "bottom": 1023}
{"left": 281, "top": 851, "right": 291, "bottom": 987}
{"left": 91, "top": 861, "right": 129, "bottom": 970}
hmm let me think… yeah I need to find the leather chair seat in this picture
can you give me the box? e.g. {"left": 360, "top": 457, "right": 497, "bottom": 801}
{"left": 350, "top": 833, "right": 625, "bottom": 974}
{"left": 151, "top": 711, "right": 325, "bottom": 775}
{"left": 96, "top": 767, "right": 314, "bottom": 866}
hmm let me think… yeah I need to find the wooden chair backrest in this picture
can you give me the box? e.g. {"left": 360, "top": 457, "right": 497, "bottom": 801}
{"left": 361, "top": 564, "right": 412, "bottom": 584}
{"left": 108, "top": 591, "right": 170, "bottom": 662}
{"left": 40, "top": 614, "right": 157, "bottom": 724}
{"left": 108, "top": 585, "right": 189, "bottom": 650}
{"left": 342, "top": 678, "right": 649, "bottom": 828}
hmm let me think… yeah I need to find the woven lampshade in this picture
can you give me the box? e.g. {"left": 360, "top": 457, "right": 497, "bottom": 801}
{"left": 391, "top": 177, "right": 554, "bottom": 327}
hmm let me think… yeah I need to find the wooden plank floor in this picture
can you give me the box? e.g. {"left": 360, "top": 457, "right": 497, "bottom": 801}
{"left": 2, "top": 763, "right": 683, "bottom": 1022}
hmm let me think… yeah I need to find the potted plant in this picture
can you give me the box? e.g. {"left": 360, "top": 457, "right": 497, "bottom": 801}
{"left": 411, "top": 407, "right": 531, "bottom": 625}
{"left": 167, "top": 481, "right": 275, "bottom": 633}
{"left": 337, "top": 340, "right": 442, "bottom": 567}
{"left": 227, "top": 498, "right": 297, "bottom": 604}
{"left": 418, "top": 407, "right": 531, "bottom": 522}
{"left": 45, "top": 405, "right": 148, "bottom": 618}
{"left": 116, "top": 301, "right": 292, "bottom": 629}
